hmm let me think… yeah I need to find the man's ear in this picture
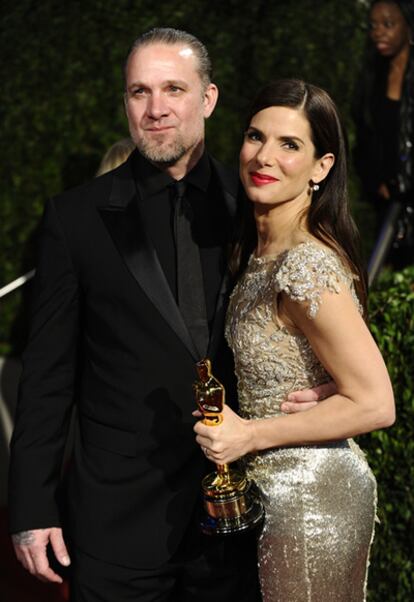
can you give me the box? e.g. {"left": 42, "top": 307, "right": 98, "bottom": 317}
{"left": 203, "top": 83, "right": 219, "bottom": 119}
{"left": 123, "top": 93, "right": 129, "bottom": 117}
{"left": 312, "top": 153, "right": 335, "bottom": 184}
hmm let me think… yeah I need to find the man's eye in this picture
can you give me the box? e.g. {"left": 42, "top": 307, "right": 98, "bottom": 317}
{"left": 131, "top": 88, "right": 145, "bottom": 96}
{"left": 169, "top": 85, "right": 182, "bottom": 93}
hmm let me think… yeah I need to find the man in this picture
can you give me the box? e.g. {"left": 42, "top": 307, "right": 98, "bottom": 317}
{"left": 8, "top": 28, "right": 322, "bottom": 601}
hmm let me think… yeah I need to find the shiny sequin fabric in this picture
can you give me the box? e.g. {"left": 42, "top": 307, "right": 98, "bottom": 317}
{"left": 226, "top": 241, "right": 377, "bottom": 602}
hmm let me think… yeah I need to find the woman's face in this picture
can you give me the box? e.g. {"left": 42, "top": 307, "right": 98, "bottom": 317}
{"left": 369, "top": 2, "right": 411, "bottom": 57}
{"left": 239, "top": 106, "right": 332, "bottom": 209}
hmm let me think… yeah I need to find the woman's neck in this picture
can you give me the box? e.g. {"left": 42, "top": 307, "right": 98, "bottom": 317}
{"left": 387, "top": 45, "right": 410, "bottom": 100}
{"left": 254, "top": 199, "right": 312, "bottom": 257}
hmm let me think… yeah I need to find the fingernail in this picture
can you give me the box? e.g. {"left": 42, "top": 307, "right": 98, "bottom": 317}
{"left": 61, "top": 555, "right": 71, "bottom": 566}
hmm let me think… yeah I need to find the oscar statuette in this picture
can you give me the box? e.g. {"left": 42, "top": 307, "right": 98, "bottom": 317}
{"left": 193, "top": 358, "right": 264, "bottom": 535}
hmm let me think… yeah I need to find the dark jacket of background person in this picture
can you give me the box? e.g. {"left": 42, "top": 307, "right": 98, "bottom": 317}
{"left": 7, "top": 151, "right": 240, "bottom": 569}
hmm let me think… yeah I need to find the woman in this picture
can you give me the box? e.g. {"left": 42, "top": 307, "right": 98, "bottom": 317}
{"left": 194, "top": 79, "right": 395, "bottom": 601}
{"left": 353, "top": 0, "right": 414, "bottom": 269}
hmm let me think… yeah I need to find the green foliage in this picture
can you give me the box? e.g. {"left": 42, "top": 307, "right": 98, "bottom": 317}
{"left": 360, "top": 266, "right": 414, "bottom": 600}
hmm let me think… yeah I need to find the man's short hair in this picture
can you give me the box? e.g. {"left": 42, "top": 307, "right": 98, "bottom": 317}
{"left": 126, "top": 27, "right": 212, "bottom": 89}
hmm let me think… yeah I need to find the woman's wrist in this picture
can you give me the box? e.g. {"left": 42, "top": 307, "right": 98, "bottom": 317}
{"left": 245, "top": 416, "right": 283, "bottom": 453}
{"left": 246, "top": 418, "right": 260, "bottom": 454}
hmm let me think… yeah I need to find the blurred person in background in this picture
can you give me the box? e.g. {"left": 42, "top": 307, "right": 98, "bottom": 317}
{"left": 95, "top": 137, "right": 136, "bottom": 176}
{"left": 353, "top": 0, "right": 414, "bottom": 270}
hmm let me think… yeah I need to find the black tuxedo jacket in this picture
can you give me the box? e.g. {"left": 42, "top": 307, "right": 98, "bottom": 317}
{"left": 8, "top": 152, "right": 240, "bottom": 569}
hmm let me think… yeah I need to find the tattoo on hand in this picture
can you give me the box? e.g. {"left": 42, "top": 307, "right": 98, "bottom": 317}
{"left": 12, "top": 530, "right": 36, "bottom": 545}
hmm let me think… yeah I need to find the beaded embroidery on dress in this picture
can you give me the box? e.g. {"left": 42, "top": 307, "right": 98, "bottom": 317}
{"left": 226, "top": 241, "right": 376, "bottom": 602}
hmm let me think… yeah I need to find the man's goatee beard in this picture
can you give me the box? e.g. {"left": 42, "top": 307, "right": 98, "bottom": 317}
{"left": 135, "top": 140, "right": 187, "bottom": 167}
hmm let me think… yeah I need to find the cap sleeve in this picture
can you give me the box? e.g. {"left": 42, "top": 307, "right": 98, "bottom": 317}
{"left": 273, "top": 242, "right": 360, "bottom": 318}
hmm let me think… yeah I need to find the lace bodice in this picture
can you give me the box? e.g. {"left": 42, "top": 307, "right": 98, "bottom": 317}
{"left": 225, "top": 241, "right": 361, "bottom": 420}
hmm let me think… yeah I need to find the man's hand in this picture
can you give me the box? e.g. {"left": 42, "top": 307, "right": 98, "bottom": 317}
{"left": 12, "top": 527, "right": 70, "bottom": 583}
{"left": 280, "top": 381, "right": 337, "bottom": 414}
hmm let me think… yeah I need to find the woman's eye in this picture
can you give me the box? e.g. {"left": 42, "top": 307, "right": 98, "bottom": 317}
{"left": 369, "top": 20, "right": 394, "bottom": 30}
{"left": 283, "top": 140, "right": 299, "bottom": 151}
{"left": 246, "top": 130, "right": 261, "bottom": 142}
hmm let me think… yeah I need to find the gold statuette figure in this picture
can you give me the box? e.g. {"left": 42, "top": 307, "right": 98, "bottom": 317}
{"left": 194, "top": 358, "right": 264, "bottom": 534}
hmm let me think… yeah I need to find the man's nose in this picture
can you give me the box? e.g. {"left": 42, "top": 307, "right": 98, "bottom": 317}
{"left": 146, "top": 93, "right": 169, "bottom": 119}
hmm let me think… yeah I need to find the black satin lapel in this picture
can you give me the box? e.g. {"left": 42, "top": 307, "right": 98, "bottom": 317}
{"left": 98, "top": 199, "right": 199, "bottom": 360}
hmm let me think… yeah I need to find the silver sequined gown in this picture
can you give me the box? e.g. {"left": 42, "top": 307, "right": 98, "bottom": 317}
{"left": 226, "top": 242, "right": 377, "bottom": 602}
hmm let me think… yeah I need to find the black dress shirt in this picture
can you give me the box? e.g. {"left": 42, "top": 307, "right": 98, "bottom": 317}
{"left": 131, "top": 150, "right": 229, "bottom": 329}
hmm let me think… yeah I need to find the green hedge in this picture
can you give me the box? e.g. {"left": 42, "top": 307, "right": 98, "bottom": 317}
{"left": 361, "top": 266, "right": 414, "bottom": 601}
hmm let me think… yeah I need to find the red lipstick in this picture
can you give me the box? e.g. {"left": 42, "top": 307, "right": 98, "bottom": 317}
{"left": 250, "top": 172, "right": 279, "bottom": 186}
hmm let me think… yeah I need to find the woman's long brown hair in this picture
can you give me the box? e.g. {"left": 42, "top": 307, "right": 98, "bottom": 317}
{"left": 230, "top": 79, "right": 368, "bottom": 317}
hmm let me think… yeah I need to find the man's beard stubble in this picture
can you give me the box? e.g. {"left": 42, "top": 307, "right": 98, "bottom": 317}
{"left": 134, "top": 136, "right": 188, "bottom": 168}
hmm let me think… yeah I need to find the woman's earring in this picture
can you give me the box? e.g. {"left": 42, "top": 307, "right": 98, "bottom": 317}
{"left": 312, "top": 182, "right": 320, "bottom": 191}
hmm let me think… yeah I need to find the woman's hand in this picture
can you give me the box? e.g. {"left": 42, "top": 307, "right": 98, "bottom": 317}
{"left": 193, "top": 405, "right": 255, "bottom": 464}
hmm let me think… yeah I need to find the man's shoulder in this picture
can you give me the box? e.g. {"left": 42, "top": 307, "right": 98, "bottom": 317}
{"left": 209, "top": 155, "right": 238, "bottom": 181}
{"left": 209, "top": 155, "right": 240, "bottom": 198}
{"left": 51, "top": 160, "right": 131, "bottom": 215}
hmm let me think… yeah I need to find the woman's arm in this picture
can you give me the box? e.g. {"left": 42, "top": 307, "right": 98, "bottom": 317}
{"left": 194, "top": 285, "right": 395, "bottom": 464}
